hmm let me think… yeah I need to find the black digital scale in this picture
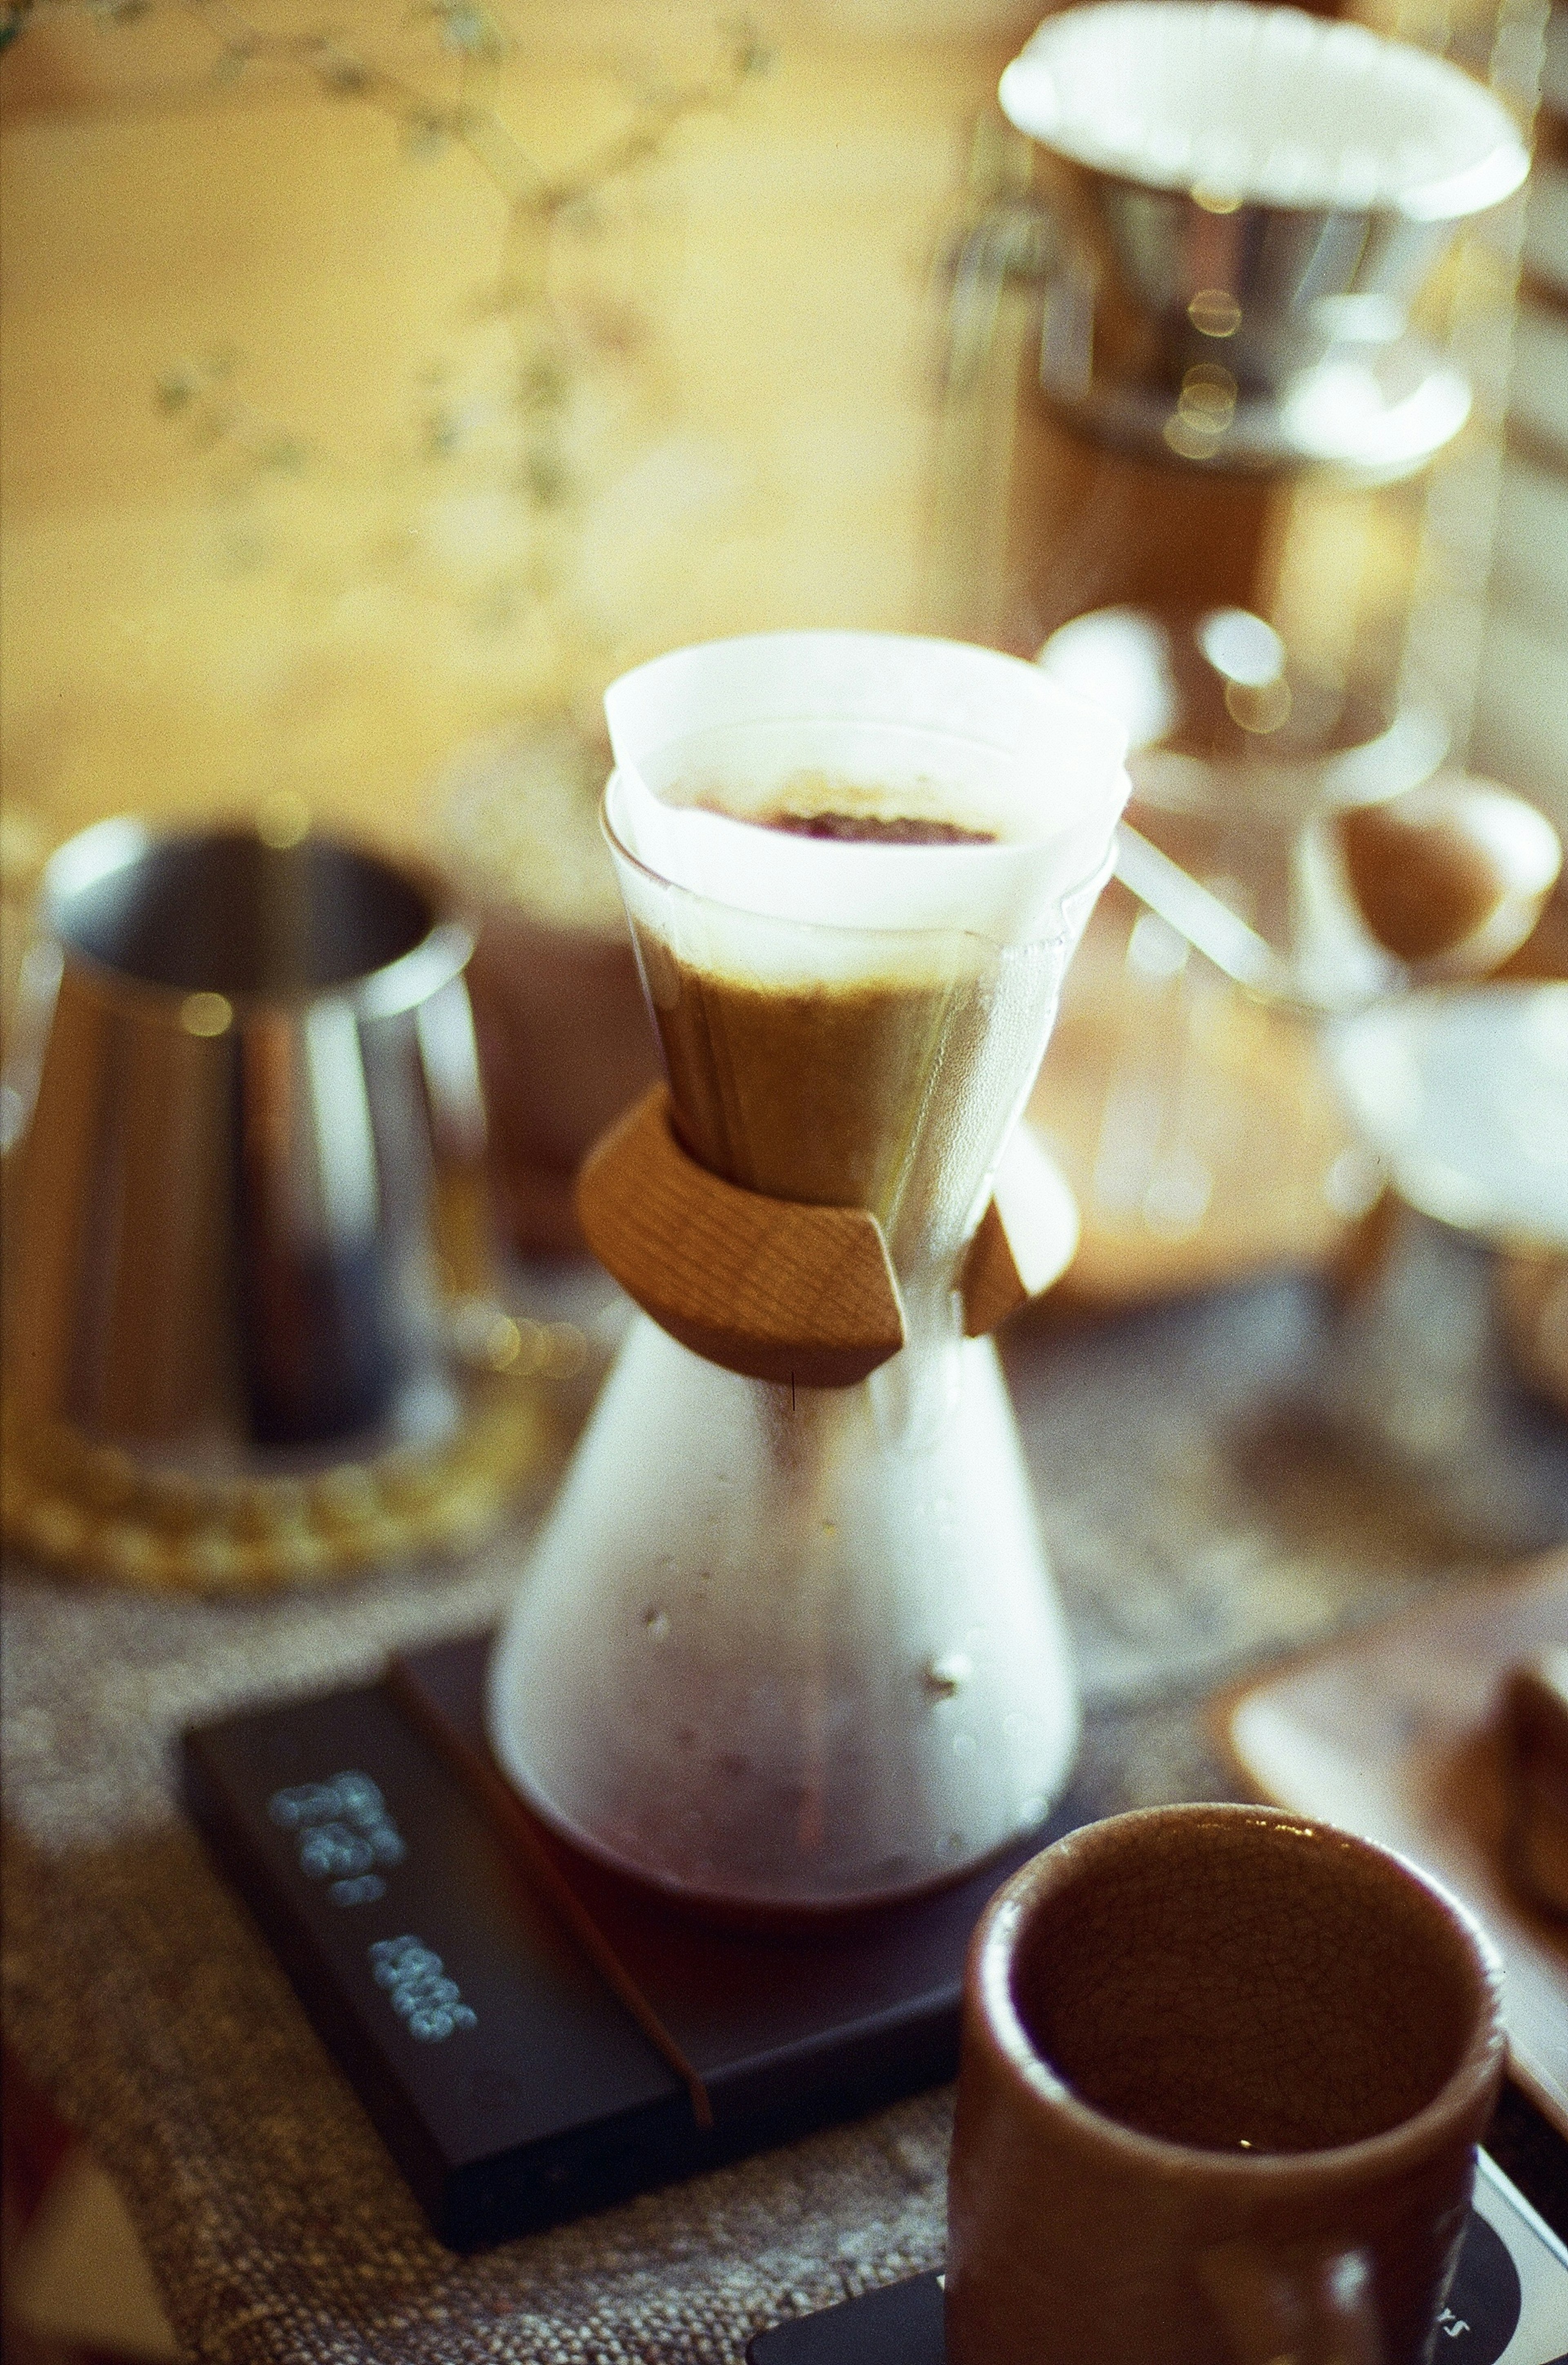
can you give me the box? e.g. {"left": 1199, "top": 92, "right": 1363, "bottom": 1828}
{"left": 183, "top": 1629, "right": 1084, "bottom": 2251}
{"left": 183, "top": 1632, "right": 1568, "bottom": 2362}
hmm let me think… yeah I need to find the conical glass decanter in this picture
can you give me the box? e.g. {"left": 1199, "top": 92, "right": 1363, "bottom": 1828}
{"left": 489, "top": 632, "right": 1128, "bottom": 1914}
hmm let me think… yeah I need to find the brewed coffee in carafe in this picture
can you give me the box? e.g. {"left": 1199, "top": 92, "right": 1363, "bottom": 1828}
{"left": 488, "top": 633, "right": 1129, "bottom": 1914}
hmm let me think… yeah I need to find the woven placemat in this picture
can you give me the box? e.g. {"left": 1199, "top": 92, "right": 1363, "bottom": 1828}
{"left": 5, "top": 1226, "right": 1565, "bottom": 2363}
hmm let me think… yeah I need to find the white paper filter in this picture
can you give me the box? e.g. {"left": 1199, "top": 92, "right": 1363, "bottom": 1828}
{"left": 997, "top": 1, "right": 1528, "bottom": 218}
{"left": 603, "top": 631, "right": 1130, "bottom": 953}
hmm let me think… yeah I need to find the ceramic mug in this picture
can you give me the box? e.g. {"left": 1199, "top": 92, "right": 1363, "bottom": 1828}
{"left": 946, "top": 1803, "right": 1505, "bottom": 2365}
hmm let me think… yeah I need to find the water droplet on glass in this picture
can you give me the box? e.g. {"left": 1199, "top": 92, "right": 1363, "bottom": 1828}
{"left": 951, "top": 1732, "right": 978, "bottom": 1760}
{"left": 923, "top": 1652, "right": 972, "bottom": 1700}
{"left": 643, "top": 1606, "right": 671, "bottom": 1641}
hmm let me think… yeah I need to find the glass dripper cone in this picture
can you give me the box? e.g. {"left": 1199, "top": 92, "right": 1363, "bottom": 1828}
{"left": 488, "top": 632, "right": 1128, "bottom": 1914}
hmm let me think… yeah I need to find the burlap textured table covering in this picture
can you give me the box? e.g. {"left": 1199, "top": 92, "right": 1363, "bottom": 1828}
{"left": 5, "top": 1229, "right": 1566, "bottom": 2363}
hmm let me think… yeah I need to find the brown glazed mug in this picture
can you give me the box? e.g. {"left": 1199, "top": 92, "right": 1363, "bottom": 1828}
{"left": 946, "top": 1804, "right": 1506, "bottom": 2365}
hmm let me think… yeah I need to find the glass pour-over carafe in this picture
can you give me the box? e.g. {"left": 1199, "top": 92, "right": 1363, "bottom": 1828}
{"left": 488, "top": 632, "right": 1129, "bottom": 1915}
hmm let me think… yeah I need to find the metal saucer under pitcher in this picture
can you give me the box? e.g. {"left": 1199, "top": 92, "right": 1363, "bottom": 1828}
{"left": 1, "top": 818, "right": 546, "bottom": 1590}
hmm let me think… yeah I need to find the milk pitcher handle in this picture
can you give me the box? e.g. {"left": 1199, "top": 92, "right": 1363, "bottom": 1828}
{"left": 939, "top": 195, "right": 1066, "bottom": 401}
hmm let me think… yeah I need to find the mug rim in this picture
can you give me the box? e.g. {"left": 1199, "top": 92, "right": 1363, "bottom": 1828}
{"left": 969, "top": 1800, "right": 1506, "bottom": 2188}
{"left": 40, "top": 816, "right": 472, "bottom": 1023}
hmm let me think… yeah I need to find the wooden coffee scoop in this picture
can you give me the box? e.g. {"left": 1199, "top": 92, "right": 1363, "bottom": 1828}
{"left": 1117, "top": 776, "right": 1560, "bottom": 1009}
{"left": 576, "top": 1087, "right": 1076, "bottom": 1386}
{"left": 1335, "top": 776, "right": 1562, "bottom": 974}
